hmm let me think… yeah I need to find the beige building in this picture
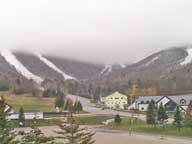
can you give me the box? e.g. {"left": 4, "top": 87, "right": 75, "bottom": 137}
{"left": 102, "top": 92, "right": 128, "bottom": 109}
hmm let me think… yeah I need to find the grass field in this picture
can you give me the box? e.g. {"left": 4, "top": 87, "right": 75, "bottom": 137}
{"left": 0, "top": 92, "right": 55, "bottom": 112}
{"left": 74, "top": 115, "right": 114, "bottom": 125}
{"left": 8, "top": 115, "right": 113, "bottom": 128}
{"left": 106, "top": 118, "right": 192, "bottom": 137}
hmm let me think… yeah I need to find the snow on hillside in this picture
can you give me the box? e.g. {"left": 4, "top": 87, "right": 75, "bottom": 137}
{"left": 0, "top": 49, "right": 43, "bottom": 84}
{"left": 101, "top": 63, "right": 113, "bottom": 75}
{"left": 120, "top": 63, "right": 126, "bottom": 68}
{"left": 145, "top": 55, "right": 159, "bottom": 66}
{"left": 180, "top": 48, "right": 192, "bottom": 65}
{"left": 101, "top": 62, "right": 126, "bottom": 75}
{"left": 36, "top": 53, "right": 75, "bottom": 80}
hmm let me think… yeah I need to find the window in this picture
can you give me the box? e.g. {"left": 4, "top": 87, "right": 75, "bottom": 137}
{"left": 140, "top": 101, "right": 144, "bottom": 104}
{"left": 180, "top": 99, "right": 186, "bottom": 105}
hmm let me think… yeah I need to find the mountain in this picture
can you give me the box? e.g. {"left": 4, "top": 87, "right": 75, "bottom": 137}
{"left": 0, "top": 50, "right": 105, "bottom": 83}
{"left": 103, "top": 46, "right": 192, "bottom": 95}
{"left": 1, "top": 46, "right": 192, "bottom": 96}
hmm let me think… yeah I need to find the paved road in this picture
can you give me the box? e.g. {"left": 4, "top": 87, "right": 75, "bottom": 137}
{"left": 16, "top": 126, "right": 192, "bottom": 144}
{"left": 67, "top": 95, "right": 175, "bottom": 123}
{"left": 67, "top": 95, "right": 145, "bottom": 121}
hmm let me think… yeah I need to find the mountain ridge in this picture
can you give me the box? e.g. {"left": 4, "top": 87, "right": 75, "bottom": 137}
{"left": 1, "top": 46, "right": 192, "bottom": 95}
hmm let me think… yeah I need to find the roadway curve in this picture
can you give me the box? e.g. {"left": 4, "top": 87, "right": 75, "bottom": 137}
{"left": 67, "top": 95, "right": 146, "bottom": 121}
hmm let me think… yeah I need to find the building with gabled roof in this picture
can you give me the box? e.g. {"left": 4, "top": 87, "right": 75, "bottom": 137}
{"left": 167, "top": 95, "right": 192, "bottom": 111}
{"left": 129, "top": 96, "right": 169, "bottom": 111}
{"left": 128, "top": 95, "right": 192, "bottom": 112}
{"left": 102, "top": 91, "right": 128, "bottom": 109}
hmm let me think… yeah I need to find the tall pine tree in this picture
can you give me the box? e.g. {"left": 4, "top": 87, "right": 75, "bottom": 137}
{"left": 55, "top": 96, "right": 65, "bottom": 111}
{"left": 20, "top": 127, "right": 55, "bottom": 144}
{"left": 55, "top": 111, "right": 95, "bottom": 144}
{"left": 157, "top": 103, "right": 168, "bottom": 129}
{"left": 157, "top": 103, "right": 168, "bottom": 122}
{"left": 174, "top": 106, "right": 183, "bottom": 132}
{"left": 146, "top": 100, "right": 157, "bottom": 125}
{"left": 0, "top": 96, "right": 16, "bottom": 144}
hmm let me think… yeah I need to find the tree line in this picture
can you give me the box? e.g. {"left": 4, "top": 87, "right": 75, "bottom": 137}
{"left": 54, "top": 92, "right": 83, "bottom": 114}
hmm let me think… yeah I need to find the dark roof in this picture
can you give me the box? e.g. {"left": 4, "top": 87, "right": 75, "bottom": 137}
{"left": 136, "top": 96, "right": 164, "bottom": 104}
{"left": 168, "top": 95, "right": 192, "bottom": 106}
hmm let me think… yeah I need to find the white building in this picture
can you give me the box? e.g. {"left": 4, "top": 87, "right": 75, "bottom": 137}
{"left": 7, "top": 112, "right": 44, "bottom": 120}
{"left": 129, "top": 96, "right": 168, "bottom": 111}
{"left": 102, "top": 92, "right": 128, "bottom": 109}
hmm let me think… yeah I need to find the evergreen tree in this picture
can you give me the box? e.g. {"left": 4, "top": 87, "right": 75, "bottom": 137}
{"left": 20, "top": 127, "right": 55, "bottom": 144}
{"left": 174, "top": 106, "right": 183, "bottom": 132}
{"left": 157, "top": 103, "right": 168, "bottom": 129}
{"left": 157, "top": 103, "right": 168, "bottom": 122}
{"left": 32, "top": 89, "right": 37, "bottom": 97}
{"left": 55, "top": 96, "right": 65, "bottom": 109}
{"left": 55, "top": 114, "right": 95, "bottom": 144}
{"left": 185, "top": 100, "right": 192, "bottom": 129}
{"left": 74, "top": 101, "right": 83, "bottom": 114}
{"left": 43, "top": 90, "right": 52, "bottom": 97}
{"left": 128, "top": 80, "right": 132, "bottom": 88}
{"left": 18, "top": 107, "right": 25, "bottom": 127}
{"left": 114, "top": 114, "right": 122, "bottom": 124}
{"left": 0, "top": 96, "right": 16, "bottom": 144}
{"left": 146, "top": 100, "right": 157, "bottom": 125}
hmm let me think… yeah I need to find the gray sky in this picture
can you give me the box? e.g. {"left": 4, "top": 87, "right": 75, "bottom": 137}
{"left": 0, "top": 0, "right": 192, "bottom": 64}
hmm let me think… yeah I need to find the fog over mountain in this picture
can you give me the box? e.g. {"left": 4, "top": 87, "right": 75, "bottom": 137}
{"left": 1, "top": 0, "right": 192, "bottom": 63}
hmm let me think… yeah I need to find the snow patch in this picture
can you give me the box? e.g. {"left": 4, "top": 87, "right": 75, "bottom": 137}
{"left": 180, "top": 48, "right": 192, "bottom": 65}
{"left": 36, "top": 53, "right": 75, "bottom": 80}
{"left": 120, "top": 63, "right": 126, "bottom": 68}
{"left": 101, "top": 62, "right": 126, "bottom": 75}
{"left": 0, "top": 49, "right": 43, "bottom": 84}
{"left": 101, "top": 63, "right": 113, "bottom": 75}
{"left": 145, "top": 56, "right": 159, "bottom": 66}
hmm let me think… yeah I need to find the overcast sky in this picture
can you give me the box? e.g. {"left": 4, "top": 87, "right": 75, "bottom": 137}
{"left": 0, "top": 0, "right": 192, "bottom": 64}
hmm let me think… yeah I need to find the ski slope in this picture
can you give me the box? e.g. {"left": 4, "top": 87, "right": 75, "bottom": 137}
{"left": 145, "top": 56, "right": 159, "bottom": 66}
{"left": 180, "top": 48, "right": 192, "bottom": 65}
{"left": 101, "top": 63, "right": 113, "bottom": 75}
{"left": 36, "top": 53, "right": 75, "bottom": 80}
{"left": 0, "top": 49, "right": 43, "bottom": 84}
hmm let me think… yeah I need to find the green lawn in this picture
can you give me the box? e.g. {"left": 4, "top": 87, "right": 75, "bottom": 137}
{"left": 106, "top": 118, "right": 192, "bottom": 137}
{"left": 8, "top": 115, "right": 113, "bottom": 128}
{"left": 74, "top": 115, "right": 114, "bottom": 125}
{"left": 0, "top": 92, "right": 56, "bottom": 112}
